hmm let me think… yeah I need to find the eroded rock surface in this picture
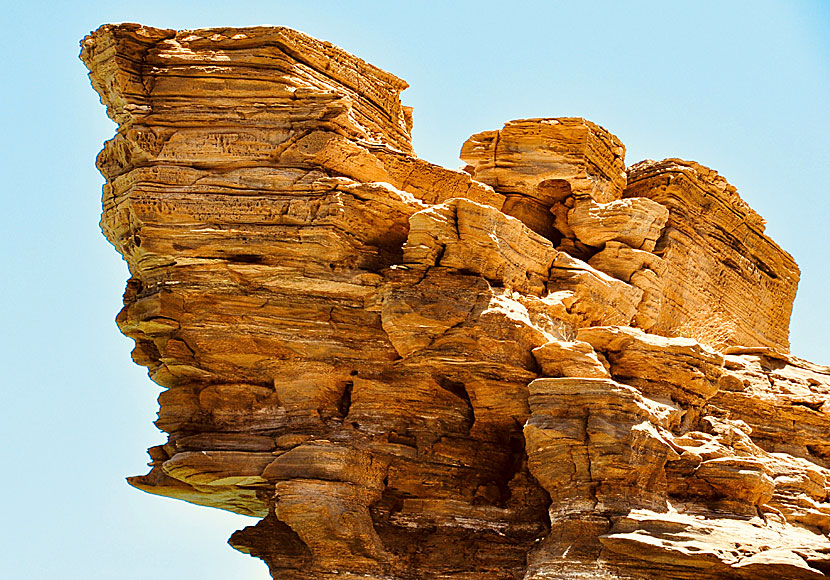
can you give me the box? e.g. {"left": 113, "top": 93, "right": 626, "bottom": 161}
{"left": 83, "top": 23, "right": 829, "bottom": 580}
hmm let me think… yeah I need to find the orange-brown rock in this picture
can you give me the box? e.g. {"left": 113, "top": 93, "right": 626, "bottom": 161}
{"left": 83, "top": 23, "right": 829, "bottom": 580}
{"left": 460, "top": 118, "right": 627, "bottom": 204}
{"left": 625, "top": 159, "right": 800, "bottom": 351}
{"left": 567, "top": 196, "right": 669, "bottom": 252}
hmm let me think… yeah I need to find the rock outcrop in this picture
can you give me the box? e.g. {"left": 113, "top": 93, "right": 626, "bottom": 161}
{"left": 82, "top": 23, "right": 829, "bottom": 580}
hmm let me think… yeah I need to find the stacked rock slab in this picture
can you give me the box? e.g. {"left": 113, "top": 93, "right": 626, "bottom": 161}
{"left": 460, "top": 123, "right": 798, "bottom": 350}
{"left": 83, "top": 24, "right": 830, "bottom": 580}
{"left": 624, "top": 159, "right": 799, "bottom": 351}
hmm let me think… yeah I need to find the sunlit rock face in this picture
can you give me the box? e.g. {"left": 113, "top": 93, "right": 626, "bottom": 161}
{"left": 82, "top": 23, "right": 830, "bottom": 580}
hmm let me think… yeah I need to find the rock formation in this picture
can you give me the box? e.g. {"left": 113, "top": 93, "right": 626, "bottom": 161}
{"left": 82, "top": 23, "right": 829, "bottom": 580}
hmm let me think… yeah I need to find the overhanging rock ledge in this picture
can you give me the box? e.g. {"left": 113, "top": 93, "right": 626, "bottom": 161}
{"left": 82, "top": 22, "right": 829, "bottom": 580}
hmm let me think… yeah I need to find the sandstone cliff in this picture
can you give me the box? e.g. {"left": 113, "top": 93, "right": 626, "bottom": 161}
{"left": 82, "top": 23, "right": 829, "bottom": 580}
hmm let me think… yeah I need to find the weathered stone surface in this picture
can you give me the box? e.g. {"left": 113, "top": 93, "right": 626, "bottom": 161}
{"left": 460, "top": 118, "right": 626, "bottom": 248}
{"left": 460, "top": 117, "right": 626, "bottom": 204}
{"left": 548, "top": 252, "right": 643, "bottom": 327}
{"left": 83, "top": 23, "right": 829, "bottom": 580}
{"left": 531, "top": 340, "right": 611, "bottom": 378}
{"left": 568, "top": 196, "right": 669, "bottom": 251}
{"left": 403, "top": 198, "right": 557, "bottom": 295}
{"left": 589, "top": 241, "right": 667, "bottom": 329}
{"left": 579, "top": 325, "right": 725, "bottom": 404}
{"left": 589, "top": 240, "right": 666, "bottom": 282}
{"left": 625, "top": 158, "right": 800, "bottom": 351}
{"left": 712, "top": 348, "right": 830, "bottom": 465}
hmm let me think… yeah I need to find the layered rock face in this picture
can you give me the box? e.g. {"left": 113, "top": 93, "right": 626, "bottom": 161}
{"left": 82, "top": 23, "right": 830, "bottom": 580}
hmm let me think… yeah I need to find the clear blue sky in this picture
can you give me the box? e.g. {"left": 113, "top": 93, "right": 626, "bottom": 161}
{"left": 1, "top": 1, "right": 827, "bottom": 578}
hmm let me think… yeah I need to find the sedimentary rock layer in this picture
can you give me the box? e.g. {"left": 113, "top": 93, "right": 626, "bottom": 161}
{"left": 83, "top": 23, "right": 828, "bottom": 580}
{"left": 625, "top": 159, "right": 799, "bottom": 351}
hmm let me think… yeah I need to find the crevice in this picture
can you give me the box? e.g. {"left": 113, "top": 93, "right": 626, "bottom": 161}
{"left": 227, "top": 253, "right": 264, "bottom": 264}
{"left": 435, "top": 376, "right": 475, "bottom": 433}
{"left": 337, "top": 380, "right": 354, "bottom": 420}
{"left": 494, "top": 433, "right": 526, "bottom": 507}
{"left": 584, "top": 409, "right": 599, "bottom": 508}
{"left": 387, "top": 431, "right": 417, "bottom": 448}
{"left": 792, "top": 400, "right": 823, "bottom": 412}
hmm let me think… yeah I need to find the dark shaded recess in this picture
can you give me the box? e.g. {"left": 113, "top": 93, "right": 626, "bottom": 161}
{"left": 360, "top": 246, "right": 403, "bottom": 274}
{"left": 751, "top": 255, "right": 778, "bottom": 279}
{"left": 435, "top": 376, "right": 475, "bottom": 432}
{"left": 337, "top": 380, "right": 354, "bottom": 419}
{"left": 227, "top": 253, "right": 265, "bottom": 264}
{"left": 170, "top": 431, "right": 277, "bottom": 452}
{"left": 465, "top": 423, "right": 542, "bottom": 510}
{"left": 807, "top": 444, "right": 830, "bottom": 461}
{"left": 793, "top": 400, "right": 824, "bottom": 412}
{"left": 651, "top": 226, "right": 673, "bottom": 256}
{"left": 359, "top": 243, "right": 405, "bottom": 273}
{"left": 130, "top": 338, "right": 161, "bottom": 367}
{"left": 121, "top": 274, "right": 169, "bottom": 302}
{"left": 491, "top": 433, "right": 526, "bottom": 507}
{"left": 405, "top": 528, "right": 535, "bottom": 578}
{"left": 433, "top": 243, "right": 446, "bottom": 264}
{"left": 525, "top": 349, "right": 542, "bottom": 376}
{"left": 494, "top": 179, "right": 574, "bottom": 248}
{"left": 363, "top": 224, "right": 409, "bottom": 273}
{"left": 457, "top": 267, "right": 486, "bottom": 279}
{"left": 555, "top": 237, "right": 601, "bottom": 262}
{"left": 721, "top": 257, "right": 742, "bottom": 274}
{"left": 502, "top": 194, "right": 562, "bottom": 245}
{"left": 122, "top": 276, "right": 143, "bottom": 303}
{"left": 165, "top": 249, "right": 266, "bottom": 264}
{"left": 367, "top": 421, "right": 551, "bottom": 578}
{"left": 229, "top": 512, "right": 312, "bottom": 578}
{"left": 318, "top": 380, "right": 355, "bottom": 425}
{"left": 368, "top": 513, "right": 535, "bottom": 580}
{"left": 387, "top": 430, "right": 417, "bottom": 448}
{"left": 808, "top": 558, "right": 830, "bottom": 575}
{"left": 758, "top": 355, "right": 788, "bottom": 372}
